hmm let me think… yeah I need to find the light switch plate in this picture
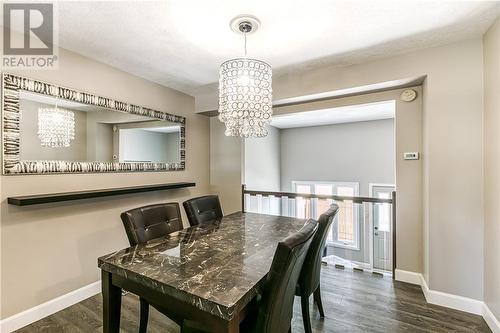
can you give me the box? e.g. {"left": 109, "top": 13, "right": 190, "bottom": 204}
{"left": 404, "top": 152, "right": 419, "bottom": 160}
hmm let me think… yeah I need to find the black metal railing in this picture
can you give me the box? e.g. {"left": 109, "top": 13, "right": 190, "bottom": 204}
{"left": 241, "top": 184, "right": 397, "bottom": 277}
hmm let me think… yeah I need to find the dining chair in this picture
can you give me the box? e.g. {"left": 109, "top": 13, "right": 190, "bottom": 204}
{"left": 296, "top": 204, "right": 340, "bottom": 333}
{"left": 120, "top": 203, "right": 184, "bottom": 333}
{"left": 183, "top": 195, "right": 223, "bottom": 226}
{"left": 182, "top": 218, "right": 318, "bottom": 333}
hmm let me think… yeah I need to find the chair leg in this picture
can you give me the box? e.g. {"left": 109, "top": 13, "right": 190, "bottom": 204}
{"left": 139, "top": 297, "right": 149, "bottom": 333}
{"left": 313, "top": 286, "right": 325, "bottom": 318}
{"left": 300, "top": 294, "right": 312, "bottom": 333}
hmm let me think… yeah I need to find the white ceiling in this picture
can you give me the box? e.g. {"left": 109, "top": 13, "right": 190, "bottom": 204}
{"left": 48, "top": 1, "right": 500, "bottom": 94}
{"left": 270, "top": 100, "right": 395, "bottom": 129}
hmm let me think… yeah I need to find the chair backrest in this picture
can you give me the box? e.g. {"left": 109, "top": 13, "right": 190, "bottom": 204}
{"left": 120, "top": 203, "right": 183, "bottom": 246}
{"left": 182, "top": 195, "right": 223, "bottom": 226}
{"left": 256, "top": 219, "right": 318, "bottom": 333}
{"left": 298, "top": 204, "right": 340, "bottom": 296}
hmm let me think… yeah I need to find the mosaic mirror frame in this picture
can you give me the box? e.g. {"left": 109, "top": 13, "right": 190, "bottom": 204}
{"left": 2, "top": 73, "right": 186, "bottom": 174}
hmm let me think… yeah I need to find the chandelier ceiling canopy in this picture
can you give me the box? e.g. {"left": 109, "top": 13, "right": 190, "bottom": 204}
{"left": 218, "top": 15, "right": 272, "bottom": 138}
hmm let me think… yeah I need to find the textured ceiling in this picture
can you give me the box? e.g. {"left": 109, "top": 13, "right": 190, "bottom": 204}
{"left": 53, "top": 1, "right": 500, "bottom": 94}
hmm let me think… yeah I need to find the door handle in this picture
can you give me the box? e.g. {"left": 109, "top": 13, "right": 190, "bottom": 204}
{"left": 374, "top": 226, "right": 378, "bottom": 230}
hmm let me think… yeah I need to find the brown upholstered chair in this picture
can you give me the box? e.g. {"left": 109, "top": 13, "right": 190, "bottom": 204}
{"left": 183, "top": 195, "right": 223, "bottom": 226}
{"left": 296, "top": 204, "right": 340, "bottom": 333}
{"left": 182, "top": 218, "right": 319, "bottom": 333}
{"left": 120, "top": 203, "right": 184, "bottom": 333}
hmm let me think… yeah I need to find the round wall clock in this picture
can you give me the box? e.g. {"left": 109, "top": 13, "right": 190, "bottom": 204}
{"left": 401, "top": 89, "right": 417, "bottom": 102}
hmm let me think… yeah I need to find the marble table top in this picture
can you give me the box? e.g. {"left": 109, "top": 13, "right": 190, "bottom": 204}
{"left": 98, "top": 212, "right": 307, "bottom": 321}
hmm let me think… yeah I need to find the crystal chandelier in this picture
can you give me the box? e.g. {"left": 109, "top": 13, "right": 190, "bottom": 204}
{"left": 38, "top": 107, "right": 75, "bottom": 147}
{"left": 219, "top": 16, "right": 272, "bottom": 138}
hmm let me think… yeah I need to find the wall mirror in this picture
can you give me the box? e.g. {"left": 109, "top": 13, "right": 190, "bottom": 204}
{"left": 2, "top": 73, "right": 185, "bottom": 174}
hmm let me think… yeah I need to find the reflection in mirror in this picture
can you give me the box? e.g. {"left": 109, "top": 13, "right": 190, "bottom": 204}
{"left": 19, "top": 91, "right": 181, "bottom": 164}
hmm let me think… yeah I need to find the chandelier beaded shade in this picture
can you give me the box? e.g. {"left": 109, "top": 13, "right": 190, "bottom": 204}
{"left": 38, "top": 107, "right": 75, "bottom": 147}
{"left": 218, "top": 16, "right": 272, "bottom": 138}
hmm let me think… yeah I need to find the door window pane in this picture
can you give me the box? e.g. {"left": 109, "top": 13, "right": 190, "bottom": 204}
{"left": 376, "top": 192, "right": 391, "bottom": 232}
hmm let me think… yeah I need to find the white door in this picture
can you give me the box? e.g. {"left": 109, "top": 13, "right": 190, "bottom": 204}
{"left": 372, "top": 185, "right": 394, "bottom": 272}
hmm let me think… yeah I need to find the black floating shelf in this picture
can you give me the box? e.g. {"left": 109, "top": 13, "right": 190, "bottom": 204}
{"left": 7, "top": 182, "right": 196, "bottom": 206}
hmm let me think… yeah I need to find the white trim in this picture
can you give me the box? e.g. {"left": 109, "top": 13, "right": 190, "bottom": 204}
{"left": 394, "top": 269, "right": 423, "bottom": 285}
{"left": 395, "top": 269, "right": 500, "bottom": 332}
{"left": 419, "top": 275, "right": 484, "bottom": 315}
{"left": 0, "top": 281, "right": 101, "bottom": 333}
{"left": 329, "top": 241, "right": 360, "bottom": 251}
{"left": 483, "top": 303, "right": 500, "bottom": 333}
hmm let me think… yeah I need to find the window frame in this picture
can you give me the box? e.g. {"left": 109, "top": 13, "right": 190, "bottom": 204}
{"left": 292, "top": 180, "right": 360, "bottom": 250}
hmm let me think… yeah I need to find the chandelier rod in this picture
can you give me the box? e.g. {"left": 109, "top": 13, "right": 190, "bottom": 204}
{"left": 244, "top": 32, "right": 247, "bottom": 57}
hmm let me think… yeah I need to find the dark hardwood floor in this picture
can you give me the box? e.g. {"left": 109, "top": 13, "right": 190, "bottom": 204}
{"left": 15, "top": 266, "right": 490, "bottom": 333}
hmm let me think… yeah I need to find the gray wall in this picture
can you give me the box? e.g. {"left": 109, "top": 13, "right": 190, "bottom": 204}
{"left": 117, "top": 129, "right": 179, "bottom": 163}
{"left": 1, "top": 35, "right": 210, "bottom": 320}
{"left": 280, "top": 119, "right": 395, "bottom": 195}
{"left": 118, "top": 129, "right": 169, "bottom": 163}
{"left": 279, "top": 118, "right": 395, "bottom": 263}
{"left": 210, "top": 118, "right": 243, "bottom": 214}
{"left": 94, "top": 123, "right": 113, "bottom": 162}
{"left": 244, "top": 125, "right": 281, "bottom": 191}
{"left": 483, "top": 17, "right": 500, "bottom": 320}
{"left": 165, "top": 132, "right": 181, "bottom": 163}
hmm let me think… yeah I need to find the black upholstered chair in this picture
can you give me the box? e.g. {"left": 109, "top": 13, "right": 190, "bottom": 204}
{"left": 296, "top": 204, "right": 340, "bottom": 333}
{"left": 120, "top": 203, "right": 184, "bottom": 333}
{"left": 183, "top": 195, "right": 223, "bottom": 226}
{"left": 182, "top": 218, "right": 318, "bottom": 333}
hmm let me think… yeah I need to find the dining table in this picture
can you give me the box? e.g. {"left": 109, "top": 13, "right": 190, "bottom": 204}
{"left": 98, "top": 211, "right": 308, "bottom": 333}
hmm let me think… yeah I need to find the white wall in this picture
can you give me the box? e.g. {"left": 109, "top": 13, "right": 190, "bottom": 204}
{"left": 244, "top": 125, "right": 281, "bottom": 192}
{"left": 280, "top": 119, "right": 395, "bottom": 195}
{"left": 483, "top": 16, "right": 500, "bottom": 321}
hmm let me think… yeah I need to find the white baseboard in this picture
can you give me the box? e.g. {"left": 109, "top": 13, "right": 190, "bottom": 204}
{"left": 0, "top": 281, "right": 101, "bottom": 333}
{"left": 395, "top": 269, "right": 500, "bottom": 332}
{"left": 395, "top": 269, "right": 423, "bottom": 285}
{"left": 483, "top": 303, "right": 500, "bottom": 333}
{"left": 2, "top": 273, "right": 499, "bottom": 333}
{"left": 419, "top": 275, "right": 484, "bottom": 315}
